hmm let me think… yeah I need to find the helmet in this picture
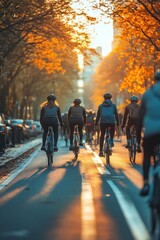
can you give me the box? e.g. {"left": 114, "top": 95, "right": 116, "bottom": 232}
{"left": 103, "top": 93, "right": 112, "bottom": 99}
{"left": 73, "top": 98, "right": 81, "bottom": 104}
{"left": 155, "top": 70, "right": 160, "bottom": 81}
{"left": 47, "top": 94, "right": 56, "bottom": 101}
{"left": 130, "top": 95, "right": 139, "bottom": 102}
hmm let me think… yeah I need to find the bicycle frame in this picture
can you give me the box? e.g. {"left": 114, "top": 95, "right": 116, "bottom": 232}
{"left": 103, "top": 127, "right": 112, "bottom": 165}
{"left": 72, "top": 125, "right": 79, "bottom": 160}
{"left": 45, "top": 126, "right": 54, "bottom": 167}
{"left": 129, "top": 125, "right": 137, "bottom": 164}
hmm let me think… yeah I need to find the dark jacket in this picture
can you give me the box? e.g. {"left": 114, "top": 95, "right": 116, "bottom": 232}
{"left": 95, "top": 100, "right": 119, "bottom": 125}
{"left": 68, "top": 105, "right": 86, "bottom": 124}
{"left": 40, "top": 105, "right": 63, "bottom": 127}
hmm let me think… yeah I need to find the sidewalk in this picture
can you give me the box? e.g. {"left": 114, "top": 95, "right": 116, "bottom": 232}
{"left": 0, "top": 138, "right": 41, "bottom": 167}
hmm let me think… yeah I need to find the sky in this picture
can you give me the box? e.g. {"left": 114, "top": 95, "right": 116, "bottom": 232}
{"left": 90, "top": 20, "right": 113, "bottom": 57}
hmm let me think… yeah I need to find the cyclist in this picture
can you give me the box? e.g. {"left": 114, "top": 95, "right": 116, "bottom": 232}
{"left": 122, "top": 95, "right": 142, "bottom": 153}
{"left": 138, "top": 70, "right": 160, "bottom": 196}
{"left": 68, "top": 98, "right": 86, "bottom": 150}
{"left": 40, "top": 94, "right": 63, "bottom": 152}
{"left": 85, "top": 109, "right": 95, "bottom": 143}
{"left": 95, "top": 93, "right": 119, "bottom": 157}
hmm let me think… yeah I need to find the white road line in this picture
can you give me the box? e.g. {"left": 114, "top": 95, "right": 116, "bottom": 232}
{"left": 86, "top": 145, "right": 151, "bottom": 240}
{"left": 107, "top": 180, "right": 151, "bottom": 240}
{"left": 80, "top": 165, "right": 96, "bottom": 240}
{"left": 85, "top": 144, "right": 110, "bottom": 175}
{"left": 0, "top": 149, "right": 39, "bottom": 191}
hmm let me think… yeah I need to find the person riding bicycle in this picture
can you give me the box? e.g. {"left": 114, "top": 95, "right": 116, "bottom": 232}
{"left": 95, "top": 93, "right": 119, "bottom": 157}
{"left": 40, "top": 94, "right": 63, "bottom": 152}
{"left": 68, "top": 98, "right": 86, "bottom": 150}
{"left": 138, "top": 70, "right": 160, "bottom": 196}
{"left": 85, "top": 109, "right": 95, "bottom": 143}
{"left": 122, "top": 95, "right": 142, "bottom": 153}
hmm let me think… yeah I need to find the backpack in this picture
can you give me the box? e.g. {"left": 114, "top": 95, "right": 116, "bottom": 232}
{"left": 128, "top": 104, "right": 139, "bottom": 120}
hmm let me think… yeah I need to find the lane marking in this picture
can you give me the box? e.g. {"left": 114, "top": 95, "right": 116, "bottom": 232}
{"left": 107, "top": 180, "right": 151, "bottom": 240}
{"left": 85, "top": 144, "right": 110, "bottom": 175}
{"left": 0, "top": 149, "right": 39, "bottom": 191}
{"left": 86, "top": 145, "right": 151, "bottom": 240}
{"left": 80, "top": 165, "right": 96, "bottom": 240}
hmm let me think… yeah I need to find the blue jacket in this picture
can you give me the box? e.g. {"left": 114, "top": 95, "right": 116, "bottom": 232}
{"left": 95, "top": 100, "right": 119, "bottom": 125}
{"left": 138, "top": 81, "right": 160, "bottom": 137}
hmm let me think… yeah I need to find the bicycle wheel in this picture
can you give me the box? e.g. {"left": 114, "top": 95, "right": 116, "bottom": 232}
{"left": 47, "top": 154, "right": 52, "bottom": 166}
{"left": 129, "top": 138, "right": 136, "bottom": 164}
{"left": 74, "top": 139, "right": 79, "bottom": 160}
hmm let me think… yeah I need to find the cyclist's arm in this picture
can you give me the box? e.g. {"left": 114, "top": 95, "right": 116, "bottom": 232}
{"left": 57, "top": 107, "right": 63, "bottom": 125}
{"left": 83, "top": 108, "right": 86, "bottom": 125}
{"left": 40, "top": 107, "right": 45, "bottom": 127}
{"left": 95, "top": 106, "right": 101, "bottom": 125}
{"left": 122, "top": 106, "right": 129, "bottom": 126}
{"left": 114, "top": 105, "right": 119, "bottom": 126}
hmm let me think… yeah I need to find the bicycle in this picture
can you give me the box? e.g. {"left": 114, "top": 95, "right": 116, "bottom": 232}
{"left": 45, "top": 126, "right": 54, "bottom": 167}
{"left": 72, "top": 125, "right": 80, "bottom": 160}
{"left": 148, "top": 144, "right": 160, "bottom": 237}
{"left": 103, "top": 127, "right": 112, "bottom": 165}
{"left": 63, "top": 126, "right": 69, "bottom": 147}
{"left": 128, "top": 124, "right": 137, "bottom": 164}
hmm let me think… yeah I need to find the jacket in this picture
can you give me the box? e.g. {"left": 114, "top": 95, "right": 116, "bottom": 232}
{"left": 138, "top": 81, "right": 160, "bottom": 137}
{"left": 95, "top": 99, "right": 119, "bottom": 125}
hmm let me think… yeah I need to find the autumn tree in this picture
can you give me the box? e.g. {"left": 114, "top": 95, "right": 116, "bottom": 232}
{"left": 0, "top": 0, "right": 97, "bottom": 115}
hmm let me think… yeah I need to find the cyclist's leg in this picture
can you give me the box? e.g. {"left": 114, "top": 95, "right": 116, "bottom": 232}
{"left": 68, "top": 119, "right": 75, "bottom": 148}
{"left": 41, "top": 124, "right": 48, "bottom": 150}
{"left": 77, "top": 120, "right": 83, "bottom": 145}
{"left": 135, "top": 121, "right": 142, "bottom": 152}
{"left": 51, "top": 120, "right": 59, "bottom": 151}
{"left": 99, "top": 123, "right": 106, "bottom": 154}
{"left": 126, "top": 122, "right": 131, "bottom": 147}
{"left": 109, "top": 123, "right": 115, "bottom": 147}
{"left": 140, "top": 136, "right": 153, "bottom": 196}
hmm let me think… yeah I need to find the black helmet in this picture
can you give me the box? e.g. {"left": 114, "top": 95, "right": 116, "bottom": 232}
{"left": 155, "top": 70, "right": 160, "bottom": 81}
{"left": 47, "top": 94, "right": 56, "bottom": 101}
{"left": 130, "top": 95, "right": 139, "bottom": 102}
{"left": 103, "top": 93, "right": 112, "bottom": 99}
{"left": 73, "top": 98, "right": 81, "bottom": 104}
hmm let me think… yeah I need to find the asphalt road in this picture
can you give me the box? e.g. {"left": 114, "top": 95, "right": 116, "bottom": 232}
{"left": 0, "top": 138, "right": 156, "bottom": 240}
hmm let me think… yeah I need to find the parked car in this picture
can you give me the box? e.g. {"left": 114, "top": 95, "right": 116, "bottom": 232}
{"left": 10, "top": 119, "right": 30, "bottom": 140}
{"left": 24, "top": 119, "right": 37, "bottom": 137}
{"left": 0, "top": 115, "right": 12, "bottom": 148}
{"left": 34, "top": 121, "right": 42, "bottom": 134}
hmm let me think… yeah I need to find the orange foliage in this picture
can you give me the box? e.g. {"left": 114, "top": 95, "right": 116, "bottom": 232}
{"left": 27, "top": 34, "right": 67, "bottom": 74}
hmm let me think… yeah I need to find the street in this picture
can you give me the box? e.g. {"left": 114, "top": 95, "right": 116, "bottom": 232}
{"left": 0, "top": 138, "right": 154, "bottom": 240}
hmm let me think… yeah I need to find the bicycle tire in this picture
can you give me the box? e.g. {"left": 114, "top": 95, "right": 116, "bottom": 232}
{"left": 129, "top": 138, "right": 136, "bottom": 164}
{"left": 47, "top": 154, "right": 52, "bottom": 166}
{"left": 74, "top": 139, "right": 79, "bottom": 160}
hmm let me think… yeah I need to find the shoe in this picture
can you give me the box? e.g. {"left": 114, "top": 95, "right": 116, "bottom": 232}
{"left": 137, "top": 145, "right": 142, "bottom": 153}
{"left": 54, "top": 146, "right": 58, "bottom": 152}
{"left": 41, "top": 146, "right": 46, "bottom": 151}
{"left": 111, "top": 142, "right": 114, "bottom": 147}
{"left": 79, "top": 142, "right": 83, "bottom": 146}
{"left": 69, "top": 145, "right": 74, "bottom": 151}
{"left": 99, "top": 151, "right": 104, "bottom": 157}
{"left": 140, "top": 183, "right": 150, "bottom": 196}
